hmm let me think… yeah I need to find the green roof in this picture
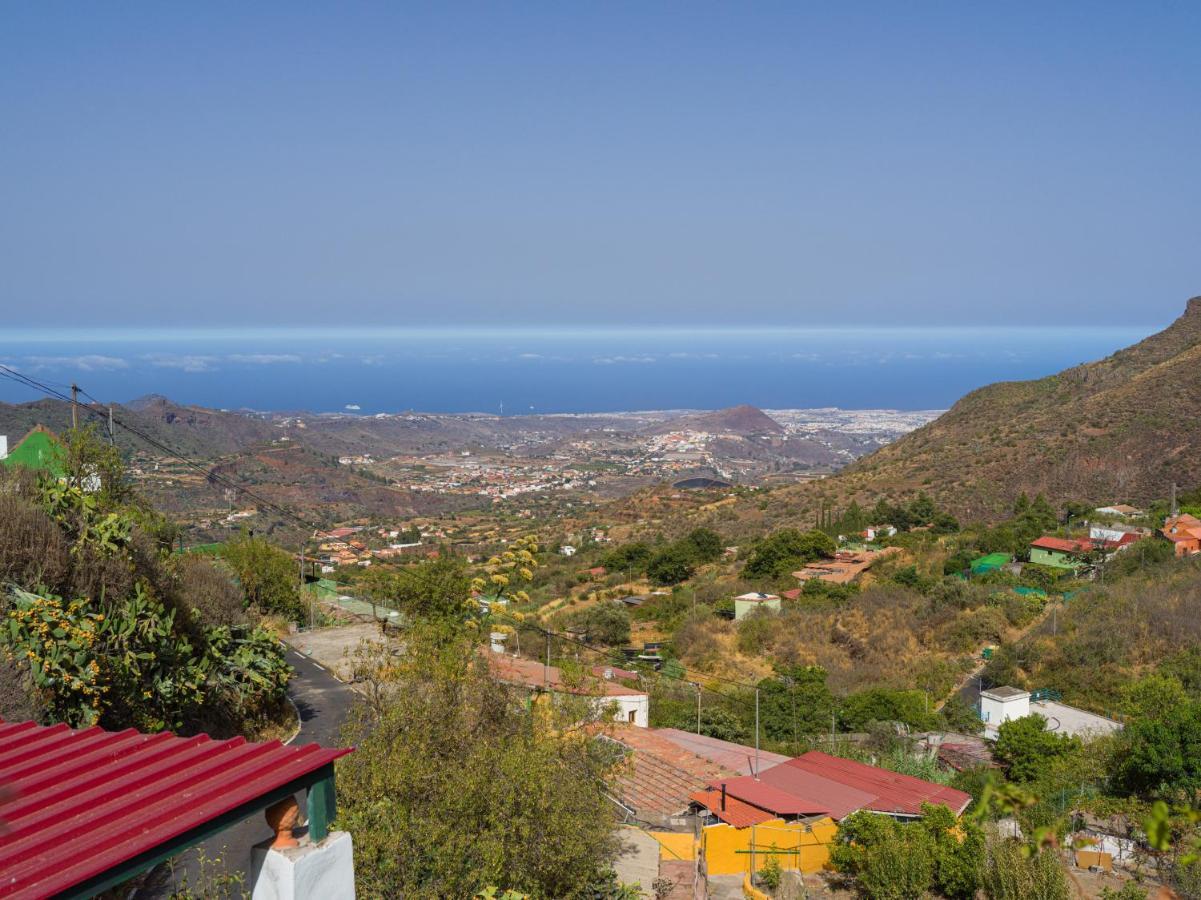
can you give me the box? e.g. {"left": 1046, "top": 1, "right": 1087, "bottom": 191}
{"left": 970, "top": 552, "right": 1012, "bottom": 575}
{"left": 1, "top": 429, "right": 65, "bottom": 477}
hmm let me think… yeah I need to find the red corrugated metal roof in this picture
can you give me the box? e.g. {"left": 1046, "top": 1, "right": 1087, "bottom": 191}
{"left": 689, "top": 751, "right": 972, "bottom": 824}
{"left": 688, "top": 788, "right": 778, "bottom": 828}
{"left": 0, "top": 719, "right": 352, "bottom": 899}
{"left": 1031, "top": 536, "right": 1092, "bottom": 554}
{"left": 783, "top": 751, "right": 971, "bottom": 817}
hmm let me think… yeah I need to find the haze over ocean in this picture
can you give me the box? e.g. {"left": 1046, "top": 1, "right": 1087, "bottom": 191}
{"left": 2, "top": 326, "right": 1148, "bottom": 415}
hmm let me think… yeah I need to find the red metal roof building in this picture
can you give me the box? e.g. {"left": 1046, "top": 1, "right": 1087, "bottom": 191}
{"left": 0, "top": 719, "right": 352, "bottom": 900}
{"left": 1030, "top": 536, "right": 1094, "bottom": 555}
{"left": 691, "top": 750, "right": 971, "bottom": 826}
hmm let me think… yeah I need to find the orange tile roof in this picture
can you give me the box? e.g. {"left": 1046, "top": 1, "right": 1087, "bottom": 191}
{"left": 1163, "top": 514, "right": 1201, "bottom": 542}
{"left": 487, "top": 652, "right": 645, "bottom": 698}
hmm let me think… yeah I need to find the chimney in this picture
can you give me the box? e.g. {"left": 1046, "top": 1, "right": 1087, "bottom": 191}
{"left": 720, "top": 783, "right": 727, "bottom": 811}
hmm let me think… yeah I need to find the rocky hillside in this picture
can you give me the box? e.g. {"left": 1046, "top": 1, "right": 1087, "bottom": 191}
{"left": 820, "top": 296, "right": 1201, "bottom": 519}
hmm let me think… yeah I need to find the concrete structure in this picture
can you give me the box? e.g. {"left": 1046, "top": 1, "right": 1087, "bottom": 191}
{"left": 792, "top": 547, "right": 900, "bottom": 586}
{"left": 733, "top": 592, "right": 781, "bottom": 620}
{"left": 979, "top": 686, "right": 1032, "bottom": 739}
{"left": 0, "top": 435, "right": 7, "bottom": 459}
{"left": 251, "top": 832, "right": 355, "bottom": 900}
{"left": 979, "top": 686, "right": 1122, "bottom": 740}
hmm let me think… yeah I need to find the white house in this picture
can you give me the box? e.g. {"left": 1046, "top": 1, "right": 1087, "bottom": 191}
{"left": 559, "top": 545, "right": 577, "bottom": 557}
{"left": 1095, "top": 504, "right": 1144, "bottom": 518}
{"left": 488, "top": 650, "right": 650, "bottom": 727}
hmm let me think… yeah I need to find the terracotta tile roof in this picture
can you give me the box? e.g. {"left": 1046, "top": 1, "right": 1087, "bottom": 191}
{"left": 1162, "top": 514, "right": 1201, "bottom": 542}
{"left": 487, "top": 652, "right": 645, "bottom": 698}
{"left": 599, "top": 725, "right": 734, "bottom": 820}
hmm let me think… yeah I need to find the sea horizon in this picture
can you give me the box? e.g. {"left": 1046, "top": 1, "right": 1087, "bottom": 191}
{"left": 1, "top": 324, "right": 1154, "bottom": 415}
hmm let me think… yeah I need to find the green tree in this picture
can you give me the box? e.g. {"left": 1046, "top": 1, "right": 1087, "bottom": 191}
{"left": 758, "top": 665, "right": 837, "bottom": 743}
{"left": 918, "top": 802, "right": 984, "bottom": 899}
{"left": 830, "top": 810, "right": 936, "bottom": 900}
{"left": 993, "top": 714, "right": 1082, "bottom": 783}
{"left": 337, "top": 625, "right": 623, "bottom": 898}
{"left": 565, "top": 603, "right": 631, "bottom": 646}
{"left": 742, "top": 529, "right": 836, "bottom": 579}
{"left": 840, "top": 688, "right": 937, "bottom": 732}
{"left": 646, "top": 545, "right": 696, "bottom": 586}
{"left": 1118, "top": 699, "right": 1201, "bottom": 798}
{"left": 681, "top": 527, "right": 723, "bottom": 563}
{"left": 222, "top": 533, "right": 305, "bottom": 622}
{"left": 399, "top": 555, "right": 473, "bottom": 619}
{"left": 599, "top": 542, "right": 654, "bottom": 575}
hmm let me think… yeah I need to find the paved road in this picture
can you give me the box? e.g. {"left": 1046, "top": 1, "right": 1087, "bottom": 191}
{"left": 143, "top": 647, "right": 355, "bottom": 896}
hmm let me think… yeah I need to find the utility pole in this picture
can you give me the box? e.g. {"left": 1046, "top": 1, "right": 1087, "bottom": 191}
{"left": 694, "top": 683, "right": 702, "bottom": 734}
{"left": 70, "top": 383, "right": 79, "bottom": 430}
{"left": 1171, "top": 482, "right": 1179, "bottom": 517}
{"left": 754, "top": 688, "right": 760, "bottom": 778}
{"left": 108, "top": 405, "right": 115, "bottom": 445}
{"left": 545, "top": 630, "right": 551, "bottom": 690}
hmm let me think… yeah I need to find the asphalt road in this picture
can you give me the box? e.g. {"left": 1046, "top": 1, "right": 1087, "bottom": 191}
{"left": 142, "top": 647, "right": 355, "bottom": 897}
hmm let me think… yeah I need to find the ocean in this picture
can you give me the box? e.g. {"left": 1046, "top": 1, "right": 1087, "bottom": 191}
{"left": 1, "top": 325, "right": 1150, "bottom": 415}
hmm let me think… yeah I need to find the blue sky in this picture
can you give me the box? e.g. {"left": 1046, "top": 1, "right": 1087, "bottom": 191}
{"left": 1, "top": 2, "right": 1198, "bottom": 328}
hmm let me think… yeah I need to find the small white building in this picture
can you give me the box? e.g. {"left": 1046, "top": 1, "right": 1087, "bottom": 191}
{"left": 733, "top": 592, "right": 781, "bottom": 621}
{"left": 1095, "top": 504, "right": 1144, "bottom": 518}
{"left": 980, "top": 686, "right": 1122, "bottom": 741}
{"left": 559, "top": 545, "right": 577, "bottom": 557}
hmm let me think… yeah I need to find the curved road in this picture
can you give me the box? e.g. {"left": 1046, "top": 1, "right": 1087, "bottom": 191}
{"left": 144, "top": 647, "right": 355, "bottom": 896}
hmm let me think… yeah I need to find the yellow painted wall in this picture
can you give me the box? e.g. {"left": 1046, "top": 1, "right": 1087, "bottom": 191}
{"left": 701, "top": 817, "right": 838, "bottom": 876}
{"left": 650, "top": 831, "right": 698, "bottom": 862}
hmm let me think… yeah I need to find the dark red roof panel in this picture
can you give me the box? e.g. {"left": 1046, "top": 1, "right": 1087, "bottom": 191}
{"left": 0, "top": 719, "right": 352, "bottom": 900}
{"left": 783, "top": 751, "right": 972, "bottom": 817}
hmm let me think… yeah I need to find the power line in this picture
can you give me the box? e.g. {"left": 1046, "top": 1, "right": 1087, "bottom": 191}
{"left": 488, "top": 608, "right": 762, "bottom": 711}
{"left": 0, "top": 365, "right": 361, "bottom": 551}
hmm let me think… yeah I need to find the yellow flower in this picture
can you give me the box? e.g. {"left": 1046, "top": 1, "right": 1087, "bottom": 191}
{"left": 519, "top": 568, "right": 533, "bottom": 581}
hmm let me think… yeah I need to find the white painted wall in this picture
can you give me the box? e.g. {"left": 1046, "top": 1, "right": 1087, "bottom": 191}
{"left": 596, "top": 693, "right": 649, "bottom": 728}
{"left": 980, "top": 689, "right": 1030, "bottom": 739}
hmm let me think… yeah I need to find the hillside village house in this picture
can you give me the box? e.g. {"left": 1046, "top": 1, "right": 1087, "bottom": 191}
{"left": 487, "top": 650, "right": 649, "bottom": 727}
{"left": 733, "top": 592, "right": 781, "bottom": 620}
{"left": 686, "top": 751, "right": 971, "bottom": 877}
{"left": 1162, "top": 513, "right": 1201, "bottom": 556}
{"left": 1029, "top": 536, "right": 1093, "bottom": 570}
{"left": 1095, "top": 504, "right": 1144, "bottom": 518}
{"left": 1088, "top": 522, "right": 1150, "bottom": 549}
